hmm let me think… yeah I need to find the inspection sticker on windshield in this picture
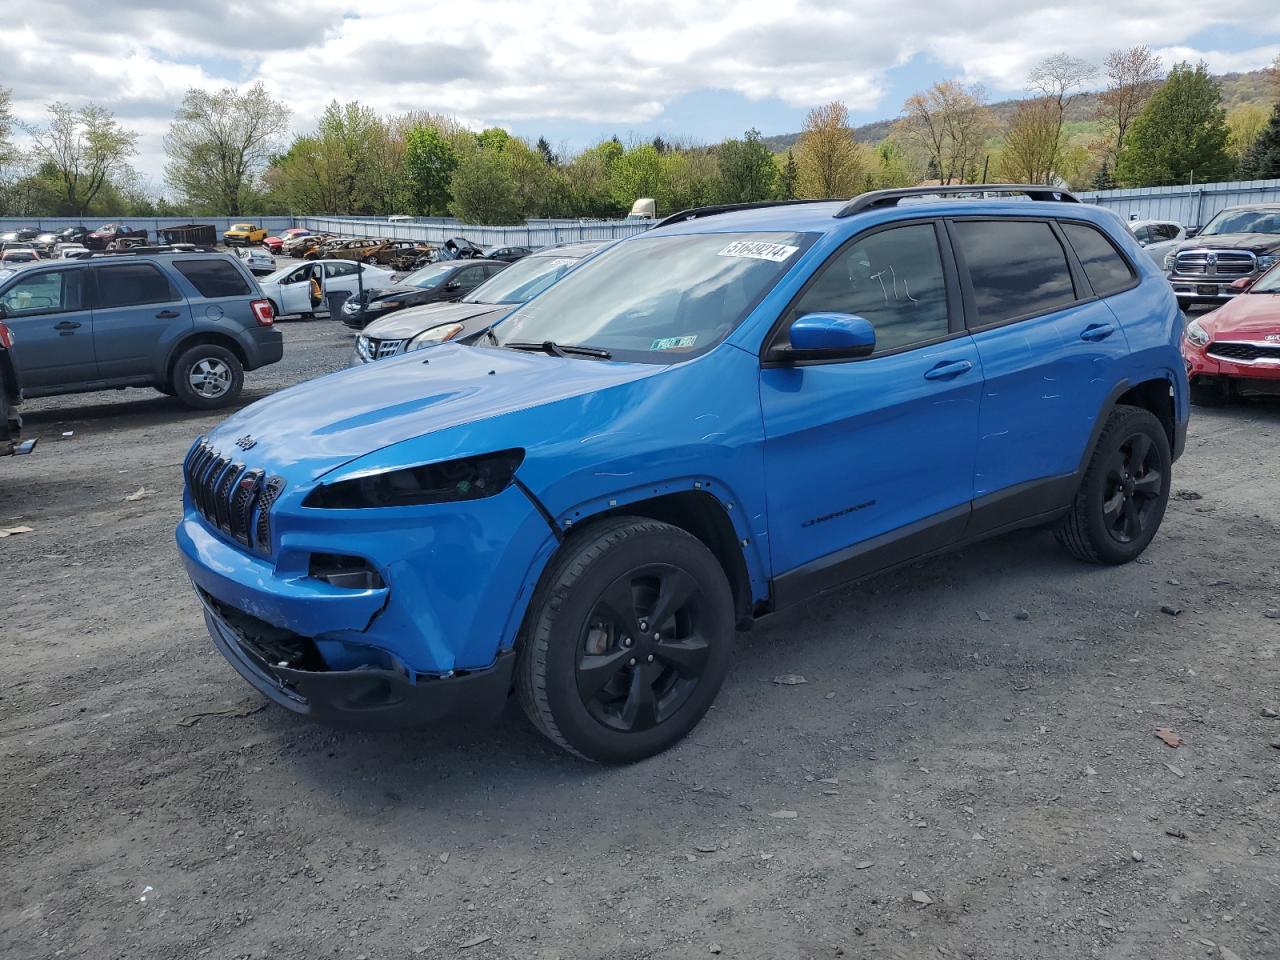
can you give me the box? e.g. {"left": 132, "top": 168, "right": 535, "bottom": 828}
{"left": 717, "top": 240, "right": 799, "bottom": 262}
{"left": 650, "top": 335, "right": 698, "bottom": 351}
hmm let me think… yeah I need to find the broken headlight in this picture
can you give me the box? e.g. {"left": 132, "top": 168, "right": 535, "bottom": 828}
{"left": 408, "top": 322, "right": 465, "bottom": 350}
{"left": 303, "top": 449, "right": 525, "bottom": 509}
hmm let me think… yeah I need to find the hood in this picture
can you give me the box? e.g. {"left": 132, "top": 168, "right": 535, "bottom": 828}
{"left": 204, "top": 343, "right": 659, "bottom": 481}
{"left": 1176, "top": 233, "right": 1280, "bottom": 253}
{"left": 1202, "top": 292, "right": 1280, "bottom": 339}
{"left": 351, "top": 284, "right": 419, "bottom": 304}
{"left": 362, "top": 301, "right": 507, "bottom": 340}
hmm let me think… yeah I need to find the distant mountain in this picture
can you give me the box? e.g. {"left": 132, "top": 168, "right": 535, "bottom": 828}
{"left": 761, "top": 68, "right": 1274, "bottom": 153}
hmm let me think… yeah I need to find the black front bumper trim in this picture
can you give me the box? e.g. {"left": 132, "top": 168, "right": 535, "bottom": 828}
{"left": 200, "top": 596, "right": 515, "bottom": 731}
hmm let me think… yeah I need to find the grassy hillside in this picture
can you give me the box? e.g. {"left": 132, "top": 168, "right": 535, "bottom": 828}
{"left": 761, "top": 68, "right": 1274, "bottom": 152}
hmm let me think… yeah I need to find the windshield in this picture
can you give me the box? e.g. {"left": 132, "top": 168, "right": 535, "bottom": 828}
{"left": 401, "top": 262, "right": 456, "bottom": 289}
{"left": 1252, "top": 263, "right": 1280, "bottom": 293}
{"left": 493, "top": 232, "right": 813, "bottom": 362}
{"left": 1200, "top": 210, "right": 1280, "bottom": 237}
{"left": 464, "top": 255, "right": 581, "bottom": 305}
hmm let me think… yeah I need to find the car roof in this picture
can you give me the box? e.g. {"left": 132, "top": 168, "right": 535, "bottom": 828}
{"left": 529, "top": 240, "right": 606, "bottom": 258}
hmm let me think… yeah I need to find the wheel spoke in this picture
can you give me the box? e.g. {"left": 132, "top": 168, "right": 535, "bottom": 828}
{"left": 596, "top": 576, "right": 644, "bottom": 639}
{"left": 1122, "top": 498, "right": 1142, "bottom": 539}
{"left": 1133, "top": 469, "right": 1162, "bottom": 497}
{"left": 1127, "top": 433, "right": 1152, "bottom": 470}
{"left": 576, "top": 648, "right": 633, "bottom": 700}
{"left": 647, "top": 567, "right": 699, "bottom": 634}
{"left": 619, "top": 665, "right": 658, "bottom": 730}
{"left": 1102, "top": 489, "right": 1126, "bottom": 523}
{"left": 653, "top": 635, "right": 710, "bottom": 678}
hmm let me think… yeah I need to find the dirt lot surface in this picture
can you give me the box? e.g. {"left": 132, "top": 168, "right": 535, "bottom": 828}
{"left": 3, "top": 320, "right": 1278, "bottom": 960}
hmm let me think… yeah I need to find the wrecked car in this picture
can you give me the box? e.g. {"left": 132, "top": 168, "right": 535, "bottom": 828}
{"left": 178, "top": 185, "right": 1187, "bottom": 763}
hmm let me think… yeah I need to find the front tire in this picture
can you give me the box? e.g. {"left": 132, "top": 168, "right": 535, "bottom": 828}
{"left": 516, "top": 517, "right": 735, "bottom": 763}
{"left": 171, "top": 344, "right": 244, "bottom": 409}
{"left": 1055, "top": 405, "right": 1171, "bottom": 564}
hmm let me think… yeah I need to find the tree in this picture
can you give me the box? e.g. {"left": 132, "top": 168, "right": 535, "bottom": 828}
{"left": 535, "top": 136, "right": 556, "bottom": 166}
{"left": 898, "top": 82, "right": 991, "bottom": 184}
{"left": 794, "top": 102, "right": 870, "bottom": 196}
{"left": 27, "top": 102, "right": 137, "bottom": 215}
{"left": 999, "top": 98, "right": 1061, "bottom": 183}
{"left": 561, "top": 139, "right": 624, "bottom": 217}
{"left": 1226, "top": 103, "right": 1269, "bottom": 161}
{"left": 1116, "top": 62, "right": 1233, "bottom": 186}
{"left": 777, "top": 150, "right": 798, "bottom": 199}
{"left": 163, "top": 83, "right": 289, "bottom": 215}
{"left": 448, "top": 143, "right": 521, "bottom": 224}
{"left": 1091, "top": 159, "right": 1116, "bottom": 191}
{"left": 718, "top": 128, "right": 777, "bottom": 202}
{"left": 1238, "top": 104, "right": 1280, "bottom": 179}
{"left": 1095, "top": 47, "right": 1162, "bottom": 162}
{"left": 403, "top": 124, "right": 457, "bottom": 215}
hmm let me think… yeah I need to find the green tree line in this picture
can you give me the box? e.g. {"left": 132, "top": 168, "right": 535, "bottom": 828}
{"left": 1, "top": 53, "right": 1277, "bottom": 223}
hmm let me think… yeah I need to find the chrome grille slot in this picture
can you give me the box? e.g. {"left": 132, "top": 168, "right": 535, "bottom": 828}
{"left": 1174, "top": 249, "right": 1256, "bottom": 278}
{"left": 366, "top": 337, "right": 406, "bottom": 360}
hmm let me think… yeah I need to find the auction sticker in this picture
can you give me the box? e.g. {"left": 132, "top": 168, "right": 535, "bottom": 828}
{"left": 717, "top": 240, "right": 799, "bottom": 262}
{"left": 650, "top": 335, "right": 698, "bottom": 351}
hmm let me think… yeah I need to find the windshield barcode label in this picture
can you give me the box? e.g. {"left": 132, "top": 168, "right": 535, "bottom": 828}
{"left": 717, "top": 241, "right": 799, "bottom": 262}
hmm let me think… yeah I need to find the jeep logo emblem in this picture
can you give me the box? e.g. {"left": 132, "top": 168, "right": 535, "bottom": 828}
{"left": 234, "top": 435, "right": 256, "bottom": 451}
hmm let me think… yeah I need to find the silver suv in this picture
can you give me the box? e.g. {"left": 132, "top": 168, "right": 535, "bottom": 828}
{"left": 0, "top": 251, "right": 282, "bottom": 408}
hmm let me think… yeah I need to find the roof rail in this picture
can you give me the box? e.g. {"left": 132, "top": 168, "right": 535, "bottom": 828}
{"left": 835, "top": 184, "right": 1079, "bottom": 218}
{"left": 654, "top": 198, "right": 841, "bottom": 229}
{"left": 82, "top": 245, "right": 222, "bottom": 259}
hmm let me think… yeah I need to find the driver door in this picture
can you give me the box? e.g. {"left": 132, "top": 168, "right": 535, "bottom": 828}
{"left": 0, "top": 266, "right": 95, "bottom": 388}
{"left": 280, "top": 265, "right": 322, "bottom": 314}
{"left": 759, "top": 220, "right": 981, "bottom": 599}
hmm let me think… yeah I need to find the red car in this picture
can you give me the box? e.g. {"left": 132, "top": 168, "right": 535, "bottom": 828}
{"left": 85, "top": 223, "right": 148, "bottom": 250}
{"left": 1183, "top": 264, "right": 1280, "bottom": 403}
{"left": 263, "top": 227, "right": 309, "bottom": 254}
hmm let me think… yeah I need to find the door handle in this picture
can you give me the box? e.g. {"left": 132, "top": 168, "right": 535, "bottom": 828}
{"left": 923, "top": 359, "right": 973, "bottom": 381}
{"left": 155, "top": 310, "right": 180, "bottom": 319}
{"left": 1080, "top": 322, "right": 1115, "bottom": 342}
{"left": 54, "top": 320, "right": 81, "bottom": 331}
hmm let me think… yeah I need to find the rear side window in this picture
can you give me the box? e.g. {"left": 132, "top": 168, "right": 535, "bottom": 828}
{"left": 953, "top": 220, "right": 1075, "bottom": 326}
{"left": 174, "top": 259, "right": 251, "bottom": 298}
{"left": 1061, "top": 223, "right": 1136, "bottom": 298}
{"left": 94, "top": 263, "right": 176, "bottom": 308}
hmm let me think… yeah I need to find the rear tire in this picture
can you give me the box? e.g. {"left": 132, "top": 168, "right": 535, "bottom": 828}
{"left": 516, "top": 517, "right": 735, "bottom": 763}
{"left": 1055, "top": 405, "right": 1171, "bottom": 565}
{"left": 171, "top": 344, "right": 244, "bottom": 409}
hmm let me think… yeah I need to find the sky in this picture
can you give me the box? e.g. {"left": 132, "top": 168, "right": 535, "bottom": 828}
{"left": 3, "top": 0, "right": 1278, "bottom": 189}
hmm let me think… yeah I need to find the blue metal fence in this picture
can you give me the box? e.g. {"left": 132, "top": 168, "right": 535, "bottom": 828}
{"left": 0, "top": 216, "right": 296, "bottom": 238}
{"left": 297, "top": 216, "right": 654, "bottom": 246}
{"left": 1077, "top": 179, "right": 1280, "bottom": 229}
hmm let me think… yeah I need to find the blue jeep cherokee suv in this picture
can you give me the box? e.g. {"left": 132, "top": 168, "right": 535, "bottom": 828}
{"left": 177, "top": 185, "right": 1188, "bottom": 762}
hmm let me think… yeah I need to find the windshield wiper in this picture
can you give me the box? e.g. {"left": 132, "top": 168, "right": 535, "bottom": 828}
{"left": 505, "top": 340, "right": 612, "bottom": 360}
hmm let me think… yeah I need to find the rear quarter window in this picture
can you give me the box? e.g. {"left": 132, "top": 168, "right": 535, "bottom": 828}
{"left": 174, "top": 259, "right": 252, "bottom": 298}
{"left": 1060, "top": 223, "right": 1136, "bottom": 298}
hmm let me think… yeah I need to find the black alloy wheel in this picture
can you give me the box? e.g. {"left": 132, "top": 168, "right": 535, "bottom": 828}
{"left": 576, "top": 564, "right": 710, "bottom": 733}
{"left": 1100, "top": 432, "right": 1163, "bottom": 544}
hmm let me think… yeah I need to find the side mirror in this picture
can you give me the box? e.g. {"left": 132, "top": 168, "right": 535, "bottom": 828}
{"left": 445, "top": 280, "right": 461, "bottom": 291}
{"left": 1185, "top": 227, "right": 1200, "bottom": 239}
{"left": 1230, "top": 276, "right": 1255, "bottom": 292}
{"left": 779, "top": 313, "right": 876, "bottom": 362}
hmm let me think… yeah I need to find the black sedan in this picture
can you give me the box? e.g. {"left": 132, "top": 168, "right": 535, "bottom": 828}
{"left": 340, "top": 259, "right": 507, "bottom": 330}
{"left": 54, "top": 226, "right": 91, "bottom": 245}
{"left": 484, "top": 245, "right": 534, "bottom": 262}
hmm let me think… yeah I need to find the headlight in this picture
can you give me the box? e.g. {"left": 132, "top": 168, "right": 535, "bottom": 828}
{"left": 1185, "top": 319, "right": 1210, "bottom": 347}
{"left": 367, "top": 300, "right": 393, "bottom": 311}
{"left": 342, "top": 300, "right": 360, "bottom": 312}
{"left": 1256, "top": 254, "right": 1277, "bottom": 272}
{"left": 1164, "top": 253, "right": 1177, "bottom": 272}
{"left": 408, "top": 323, "right": 465, "bottom": 351}
{"left": 303, "top": 449, "right": 525, "bottom": 509}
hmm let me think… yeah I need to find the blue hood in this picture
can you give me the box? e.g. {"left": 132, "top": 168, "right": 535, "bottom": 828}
{"left": 206, "top": 344, "right": 659, "bottom": 481}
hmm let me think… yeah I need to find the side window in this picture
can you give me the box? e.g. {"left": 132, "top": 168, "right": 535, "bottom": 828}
{"left": 93, "top": 263, "right": 177, "bottom": 308}
{"left": 454, "top": 266, "right": 485, "bottom": 287}
{"left": 952, "top": 220, "right": 1076, "bottom": 326}
{"left": 788, "top": 222, "right": 951, "bottom": 355}
{"left": 1061, "top": 222, "right": 1136, "bottom": 298}
{"left": 484, "top": 263, "right": 506, "bottom": 278}
{"left": 284, "top": 266, "right": 309, "bottom": 284}
{"left": 173, "top": 259, "right": 251, "bottom": 298}
{"left": 1157, "top": 224, "right": 1180, "bottom": 241}
{"left": 1132, "top": 226, "right": 1152, "bottom": 244}
{"left": 326, "top": 261, "right": 356, "bottom": 278}
{"left": 1, "top": 269, "right": 86, "bottom": 315}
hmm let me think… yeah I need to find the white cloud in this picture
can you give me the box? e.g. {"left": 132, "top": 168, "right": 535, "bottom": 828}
{"left": 3, "top": 1, "right": 1276, "bottom": 184}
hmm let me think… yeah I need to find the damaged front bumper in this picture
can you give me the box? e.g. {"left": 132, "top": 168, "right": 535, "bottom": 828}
{"left": 199, "top": 590, "right": 514, "bottom": 728}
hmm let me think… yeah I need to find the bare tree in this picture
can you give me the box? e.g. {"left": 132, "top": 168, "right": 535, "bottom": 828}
{"left": 164, "top": 83, "right": 290, "bottom": 215}
{"left": 898, "top": 82, "right": 991, "bottom": 184}
{"left": 794, "top": 102, "right": 870, "bottom": 196}
{"left": 27, "top": 102, "right": 138, "bottom": 216}
{"left": 1095, "top": 46, "right": 1163, "bottom": 162}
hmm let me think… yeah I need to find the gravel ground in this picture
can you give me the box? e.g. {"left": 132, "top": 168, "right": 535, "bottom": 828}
{"left": 2, "top": 319, "right": 1278, "bottom": 960}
